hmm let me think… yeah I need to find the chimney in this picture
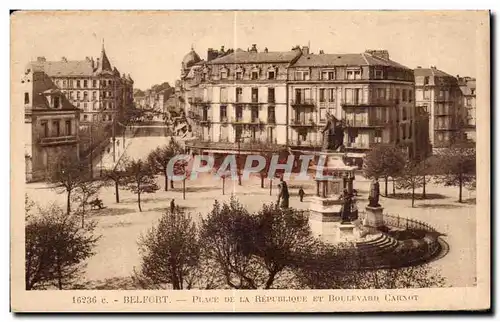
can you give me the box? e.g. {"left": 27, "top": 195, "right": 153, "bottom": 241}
{"left": 264, "top": 47, "right": 268, "bottom": 53}
{"left": 36, "top": 56, "right": 46, "bottom": 62}
{"left": 365, "top": 50, "right": 390, "bottom": 60}
{"left": 250, "top": 44, "right": 257, "bottom": 53}
{"left": 302, "top": 46, "right": 310, "bottom": 55}
{"left": 220, "top": 45, "right": 225, "bottom": 52}
{"left": 319, "top": 49, "right": 324, "bottom": 54}
{"left": 207, "top": 48, "right": 218, "bottom": 62}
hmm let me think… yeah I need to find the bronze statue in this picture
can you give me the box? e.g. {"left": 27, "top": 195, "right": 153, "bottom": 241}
{"left": 368, "top": 179, "right": 381, "bottom": 207}
{"left": 277, "top": 177, "right": 290, "bottom": 209}
{"left": 321, "top": 113, "right": 345, "bottom": 151}
{"left": 340, "top": 189, "right": 352, "bottom": 223}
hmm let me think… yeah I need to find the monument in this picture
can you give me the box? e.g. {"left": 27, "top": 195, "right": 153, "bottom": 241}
{"left": 363, "top": 179, "right": 385, "bottom": 229}
{"left": 308, "top": 114, "right": 359, "bottom": 243}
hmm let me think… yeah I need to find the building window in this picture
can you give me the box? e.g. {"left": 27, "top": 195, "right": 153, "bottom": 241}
{"left": 41, "top": 121, "right": 48, "bottom": 137}
{"left": 423, "top": 89, "right": 429, "bottom": 99}
{"left": 53, "top": 96, "right": 60, "bottom": 109}
{"left": 319, "top": 108, "right": 326, "bottom": 121}
{"left": 319, "top": 89, "right": 325, "bottom": 102}
{"left": 401, "top": 125, "right": 406, "bottom": 140}
{"left": 83, "top": 91, "right": 88, "bottom": 101}
{"left": 374, "top": 130, "right": 382, "bottom": 143}
{"left": 268, "top": 106, "right": 275, "bottom": 123}
{"left": 424, "top": 76, "right": 430, "bottom": 85}
{"left": 375, "top": 70, "right": 384, "bottom": 79}
{"left": 471, "top": 88, "right": 475, "bottom": 95}
{"left": 220, "top": 105, "right": 227, "bottom": 121}
{"left": 268, "top": 88, "right": 275, "bottom": 103}
{"left": 65, "top": 120, "right": 71, "bottom": 135}
{"left": 236, "top": 71, "right": 243, "bottom": 80}
{"left": 108, "top": 91, "right": 112, "bottom": 98}
{"left": 92, "top": 91, "right": 97, "bottom": 100}
{"left": 84, "top": 80, "right": 88, "bottom": 88}
{"left": 83, "top": 114, "right": 88, "bottom": 121}
{"left": 108, "top": 80, "right": 113, "bottom": 86}
{"left": 236, "top": 88, "right": 243, "bottom": 102}
{"left": 251, "top": 88, "right": 258, "bottom": 103}
{"left": 409, "top": 89, "right": 413, "bottom": 102}
{"left": 220, "top": 70, "right": 228, "bottom": 79}
{"left": 347, "top": 70, "right": 361, "bottom": 80}
{"left": 220, "top": 87, "right": 228, "bottom": 102}
{"left": 93, "top": 80, "right": 97, "bottom": 88}
{"left": 268, "top": 71, "right": 275, "bottom": 80}
{"left": 408, "top": 121, "right": 412, "bottom": 139}
{"left": 251, "top": 71, "right": 259, "bottom": 80}
{"left": 395, "top": 89, "right": 400, "bottom": 102}
{"left": 24, "top": 92, "right": 29, "bottom": 104}
{"left": 52, "top": 120, "right": 60, "bottom": 136}
{"left": 328, "top": 89, "right": 335, "bottom": 102}
{"left": 402, "top": 89, "right": 407, "bottom": 102}
{"left": 322, "top": 71, "right": 335, "bottom": 80}
{"left": 294, "top": 71, "right": 310, "bottom": 81}
{"left": 77, "top": 80, "right": 81, "bottom": 88}
{"left": 84, "top": 103, "right": 88, "bottom": 109}
{"left": 63, "top": 80, "right": 67, "bottom": 88}
{"left": 76, "top": 91, "right": 81, "bottom": 100}
{"left": 93, "top": 102, "right": 97, "bottom": 110}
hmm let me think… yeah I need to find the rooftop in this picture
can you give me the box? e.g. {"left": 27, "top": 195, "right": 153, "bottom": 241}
{"left": 414, "top": 66, "right": 456, "bottom": 78}
{"left": 294, "top": 52, "right": 409, "bottom": 69}
{"left": 206, "top": 50, "right": 301, "bottom": 65}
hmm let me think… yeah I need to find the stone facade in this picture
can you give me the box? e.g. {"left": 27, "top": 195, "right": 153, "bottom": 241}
{"left": 414, "top": 66, "right": 466, "bottom": 149}
{"left": 22, "top": 69, "right": 80, "bottom": 182}
{"left": 458, "top": 76, "right": 476, "bottom": 142}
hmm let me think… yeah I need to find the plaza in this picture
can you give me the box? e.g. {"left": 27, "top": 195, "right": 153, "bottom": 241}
{"left": 25, "top": 134, "right": 477, "bottom": 289}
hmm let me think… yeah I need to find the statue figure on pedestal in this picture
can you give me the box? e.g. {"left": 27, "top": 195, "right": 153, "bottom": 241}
{"left": 368, "top": 179, "right": 381, "bottom": 207}
{"left": 321, "top": 112, "right": 345, "bottom": 152}
{"left": 277, "top": 177, "right": 290, "bottom": 209}
{"left": 340, "top": 189, "right": 352, "bottom": 223}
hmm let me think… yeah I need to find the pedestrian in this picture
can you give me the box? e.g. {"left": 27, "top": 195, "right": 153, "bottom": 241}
{"left": 298, "top": 187, "right": 305, "bottom": 202}
{"left": 170, "top": 199, "right": 175, "bottom": 213}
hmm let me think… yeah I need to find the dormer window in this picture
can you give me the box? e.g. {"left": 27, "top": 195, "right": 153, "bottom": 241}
{"left": 374, "top": 69, "right": 384, "bottom": 79}
{"left": 236, "top": 71, "right": 243, "bottom": 80}
{"left": 321, "top": 70, "right": 335, "bottom": 80}
{"left": 294, "top": 70, "right": 310, "bottom": 81}
{"left": 24, "top": 93, "right": 29, "bottom": 104}
{"left": 346, "top": 69, "right": 361, "bottom": 80}
{"left": 251, "top": 71, "right": 259, "bottom": 80}
{"left": 268, "top": 71, "right": 275, "bottom": 80}
{"left": 53, "top": 96, "right": 60, "bottom": 109}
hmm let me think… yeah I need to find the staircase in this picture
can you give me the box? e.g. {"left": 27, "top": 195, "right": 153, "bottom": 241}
{"left": 356, "top": 234, "right": 399, "bottom": 268}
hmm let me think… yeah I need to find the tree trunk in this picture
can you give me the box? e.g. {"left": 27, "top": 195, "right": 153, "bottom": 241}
{"left": 384, "top": 177, "right": 388, "bottom": 197}
{"left": 170, "top": 179, "right": 174, "bottom": 189}
{"left": 411, "top": 180, "right": 415, "bottom": 208}
{"left": 138, "top": 191, "right": 142, "bottom": 212}
{"left": 269, "top": 179, "right": 273, "bottom": 196}
{"left": 264, "top": 271, "right": 278, "bottom": 289}
{"left": 183, "top": 179, "right": 186, "bottom": 200}
{"left": 66, "top": 189, "right": 71, "bottom": 216}
{"left": 164, "top": 172, "right": 169, "bottom": 191}
{"left": 422, "top": 175, "right": 427, "bottom": 199}
{"left": 81, "top": 206, "right": 85, "bottom": 228}
{"left": 115, "top": 181, "right": 120, "bottom": 203}
{"left": 222, "top": 177, "right": 225, "bottom": 195}
{"left": 238, "top": 172, "right": 242, "bottom": 186}
{"left": 392, "top": 178, "right": 396, "bottom": 196}
{"left": 459, "top": 173, "right": 463, "bottom": 203}
{"left": 261, "top": 174, "right": 264, "bottom": 188}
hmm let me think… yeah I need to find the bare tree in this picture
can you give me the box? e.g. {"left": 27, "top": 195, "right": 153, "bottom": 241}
{"left": 434, "top": 145, "right": 476, "bottom": 202}
{"left": 102, "top": 156, "right": 130, "bottom": 203}
{"left": 124, "top": 159, "right": 159, "bottom": 212}
{"left": 48, "top": 157, "right": 88, "bottom": 216}
{"left": 147, "top": 138, "right": 182, "bottom": 191}
{"left": 72, "top": 180, "right": 105, "bottom": 228}
{"left": 363, "top": 144, "right": 406, "bottom": 196}
{"left": 137, "top": 207, "right": 200, "bottom": 290}
{"left": 396, "top": 159, "right": 424, "bottom": 207}
{"left": 25, "top": 204, "right": 100, "bottom": 290}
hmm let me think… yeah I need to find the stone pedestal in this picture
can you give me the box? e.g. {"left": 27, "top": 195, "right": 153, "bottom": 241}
{"left": 338, "top": 222, "right": 356, "bottom": 241}
{"left": 308, "top": 196, "right": 343, "bottom": 243}
{"left": 363, "top": 206, "right": 385, "bottom": 228}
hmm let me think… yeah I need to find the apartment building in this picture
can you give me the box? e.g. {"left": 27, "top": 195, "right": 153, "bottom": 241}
{"left": 288, "top": 49, "right": 419, "bottom": 159}
{"left": 414, "top": 66, "right": 465, "bottom": 149}
{"left": 23, "top": 69, "right": 80, "bottom": 182}
{"left": 27, "top": 43, "right": 134, "bottom": 127}
{"left": 458, "top": 76, "right": 476, "bottom": 142}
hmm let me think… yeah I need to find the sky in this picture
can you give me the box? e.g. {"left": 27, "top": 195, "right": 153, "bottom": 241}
{"left": 11, "top": 11, "right": 488, "bottom": 90}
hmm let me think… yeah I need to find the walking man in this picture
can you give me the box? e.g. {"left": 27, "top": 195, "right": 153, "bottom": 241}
{"left": 298, "top": 187, "right": 305, "bottom": 202}
{"left": 170, "top": 198, "right": 175, "bottom": 213}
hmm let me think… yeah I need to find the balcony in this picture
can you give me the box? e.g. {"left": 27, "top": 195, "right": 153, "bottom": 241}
{"left": 289, "top": 140, "right": 321, "bottom": 147}
{"left": 268, "top": 117, "right": 276, "bottom": 124}
{"left": 291, "top": 98, "right": 315, "bottom": 107}
{"left": 290, "top": 118, "right": 316, "bottom": 127}
{"left": 231, "top": 117, "right": 262, "bottom": 125}
{"left": 434, "top": 109, "right": 451, "bottom": 116}
{"left": 341, "top": 98, "right": 398, "bottom": 108}
{"left": 345, "top": 142, "right": 371, "bottom": 149}
{"left": 39, "top": 135, "right": 78, "bottom": 146}
{"left": 344, "top": 119, "right": 386, "bottom": 128}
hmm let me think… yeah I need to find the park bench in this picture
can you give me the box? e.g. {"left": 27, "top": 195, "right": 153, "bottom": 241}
{"left": 89, "top": 198, "right": 104, "bottom": 210}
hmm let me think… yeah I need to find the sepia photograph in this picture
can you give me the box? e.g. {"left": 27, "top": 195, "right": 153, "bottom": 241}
{"left": 10, "top": 10, "right": 490, "bottom": 312}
